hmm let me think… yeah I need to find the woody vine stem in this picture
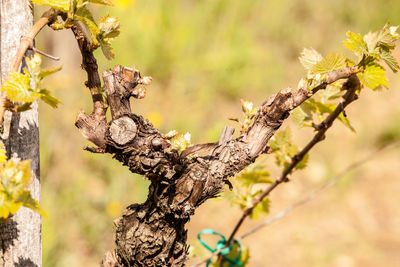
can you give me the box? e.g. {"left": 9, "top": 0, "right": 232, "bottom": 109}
{"left": 5, "top": 4, "right": 397, "bottom": 267}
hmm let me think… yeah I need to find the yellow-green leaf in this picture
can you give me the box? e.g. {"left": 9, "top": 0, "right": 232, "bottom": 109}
{"left": 344, "top": 32, "right": 368, "bottom": 57}
{"left": 16, "top": 191, "right": 48, "bottom": 217}
{"left": 75, "top": 6, "right": 99, "bottom": 46}
{"left": 211, "top": 243, "right": 250, "bottom": 267}
{"left": 169, "top": 132, "right": 192, "bottom": 153}
{"left": 99, "top": 39, "right": 115, "bottom": 60}
{"left": 98, "top": 15, "right": 120, "bottom": 39}
{"left": 39, "top": 65, "right": 63, "bottom": 79}
{"left": 313, "top": 52, "right": 346, "bottom": 74}
{"left": 299, "top": 48, "right": 323, "bottom": 71}
{"left": 1, "top": 72, "right": 40, "bottom": 103}
{"left": 0, "top": 145, "right": 7, "bottom": 164}
{"left": 39, "top": 89, "right": 62, "bottom": 108}
{"left": 359, "top": 64, "right": 388, "bottom": 90}
{"left": 380, "top": 49, "right": 399, "bottom": 73}
{"left": 88, "top": 0, "right": 114, "bottom": 6}
{"left": 31, "top": 0, "right": 70, "bottom": 12}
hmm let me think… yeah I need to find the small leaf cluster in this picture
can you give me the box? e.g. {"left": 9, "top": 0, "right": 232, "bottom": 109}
{"left": 268, "top": 127, "right": 309, "bottom": 169}
{"left": 293, "top": 25, "right": 399, "bottom": 131}
{"left": 210, "top": 243, "right": 249, "bottom": 267}
{"left": 32, "top": 0, "right": 120, "bottom": 60}
{"left": 344, "top": 24, "right": 399, "bottom": 89}
{"left": 230, "top": 99, "right": 258, "bottom": 133}
{"left": 164, "top": 130, "right": 192, "bottom": 153}
{"left": 0, "top": 145, "right": 47, "bottom": 222}
{"left": 1, "top": 53, "right": 61, "bottom": 111}
{"left": 226, "top": 160, "right": 273, "bottom": 219}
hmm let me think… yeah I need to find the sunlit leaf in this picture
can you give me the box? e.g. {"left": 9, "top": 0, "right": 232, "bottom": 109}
{"left": 26, "top": 53, "right": 42, "bottom": 80}
{"left": 291, "top": 107, "right": 309, "bottom": 128}
{"left": 99, "top": 39, "right": 115, "bottom": 60}
{"left": 168, "top": 132, "right": 192, "bottom": 153}
{"left": 358, "top": 64, "right": 388, "bottom": 90}
{"left": 250, "top": 196, "right": 270, "bottom": 219}
{"left": 31, "top": 0, "right": 70, "bottom": 12}
{"left": 98, "top": 15, "right": 120, "bottom": 39}
{"left": 0, "top": 146, "right": 7, "bottom": 164}
{"left": 75, "top": 6, "right": 100, "bottom": 46}
{"left": 39, "top": 89, "right": 62, "bottom": 108}
{"left": 344, "top": 32, "right": 368, "bottom": 57}
{"left": 299, "top": 48, "right": 323, "bottom": 71}
{"left": 1, "top": 72, "right": 40, "bottom": 103}
{"left": 308, "top": 99, "right": 356, "bottom": 131}
{"left": 337, "top": 113, "right": 356, "bottom": 132}
{"left": 0, "top": 159, "right": 47, "bottom": 219}
{"left": 295, "top": 153, "right": 309, "bottom": 170}
{"left": 211, "top": 242, "right": 250, "bottom": 267}
{"left": 39, "top": 66, "right": 63, "bottom": 79}
{"left": 380, "top": 49, "right": 399, "bottom": 73}
{"left": 16, "top": 103, "right": 33, "bottom": 112}
{"left": 16, "top": 191, "right": 47, "bottom": 217}
{"left": 236, "top": 163, "right": 272, "bottom": 186}
{"left": 88, "top": 0, "right": 114, "bottom": 6}
{"left": 313, "top": 52, "right": 346, "bottom": 74}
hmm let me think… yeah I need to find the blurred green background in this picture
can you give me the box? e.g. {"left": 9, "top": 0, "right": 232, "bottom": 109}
{"left": 35, "top": 0, "right": 400, "bottom": 266}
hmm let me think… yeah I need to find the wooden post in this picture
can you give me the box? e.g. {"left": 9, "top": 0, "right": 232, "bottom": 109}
{"left": 0, "top": 1, "right": 41, "bottom": 266}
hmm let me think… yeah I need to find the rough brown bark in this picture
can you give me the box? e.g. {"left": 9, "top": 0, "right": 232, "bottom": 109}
{"left": 0, "top": 1, "right": 41, "bottom": 266}
{"left": 70, "top": 54, "right": 357, "bottom": 265}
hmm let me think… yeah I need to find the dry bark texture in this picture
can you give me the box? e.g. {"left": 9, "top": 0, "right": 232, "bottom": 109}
{"left": 0, "top": 1, "right": 41, "bottom": 267}
{"left": 71, "top": 45, "right": 358, "bottom": 265}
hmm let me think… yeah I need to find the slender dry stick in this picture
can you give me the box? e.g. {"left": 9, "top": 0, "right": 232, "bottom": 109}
{"left": 69, "top": 21, "right": 106, "bottom": 119}
{"left": 194, "top": 137, "right": 399, "bottom": 267}
{"left": 224, "top": 74, "right": 360, "bottom": 251}
{"left": 0, "top": 8, "right": 58, "bottom": 123}
{"left": 240, "top": 138, "right": 400, "bottom": 239}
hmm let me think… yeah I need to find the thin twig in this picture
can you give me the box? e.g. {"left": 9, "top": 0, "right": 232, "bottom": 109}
{"left": 240, "top": 139, "right": 400, "bottom": 239}
{"left": 192, "top": 247, "right": 223, "bottom": 267}
{"left": 224, "top": 74, "right": 360, "bottom": 250}
{"left": 32, "top": 47, "right": 60, "bottom": 61}
{"left": 194, "top": 138, "right": 399, "bottom": 267}
{"left": 0, "top": 8, "right": 58, "bottom": 123}
{"left": 70, "top": 21, "right": 106, "bottom": 119}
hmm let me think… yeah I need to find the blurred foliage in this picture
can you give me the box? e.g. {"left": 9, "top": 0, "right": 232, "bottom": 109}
{"left": 1, "top": 53, "right": 61, "bottom": 111}
{"left": 32, "top": 0, "right": 400, "bottom": 266}
{"left": 0, "top": 145, "right": 46, "bottom": 221}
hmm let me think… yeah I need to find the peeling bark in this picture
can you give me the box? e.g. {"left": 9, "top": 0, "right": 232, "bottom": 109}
{"left": 69, "top": 59, "right": 358, "bottom": 266}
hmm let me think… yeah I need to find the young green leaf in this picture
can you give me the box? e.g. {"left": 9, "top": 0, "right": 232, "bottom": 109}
{"left": 211, "top": 242, "right": 250, "bottom": 267}
{"left": 168, "top": 132, "right": 192, "bottom": 153}
{"left": 318, "top": 85, "right": 342, "bottom": 102}
{"left": 98, "top": 15, "right": 120, "bottom": 39}
{"left": 31, "top": 0, "right": 70, "bottom": 12}
{"left": 380, "top": 49, "right": 399, "bottom": 73}
{"left": 344, "top": 31, "right": 369, "bottom": 57}
{"left": 291, "top": 107, "right": 309, "bottom": 128}
{"left": 236, "top": 162, "right": 272, "bottom": 187}
{"left": 39, "top": 66, "right": 63, "bottom": 80}
{"left": 313, "top": 52, "right": 346, "bottom": 74}
{"left": 295, "top": 153, "right": 309, "bottom": 170}
{"left": 99, "top": 39, "right": 115, "bottom": 60}
{"left": 75, "top": 6, "right": 100, "bottom": 47}
{"left": 16, "top": 190, "right": 48, "bottom": 217}
{"left": 358, "top": 63, "right": 388, "bottom": 90}
{"left": 39, "top": 89, "right": 62, "bottom": 108}
{"left": 1, "top": 72, "right": 41, "bottom": 103}
{"left": 299, "top": 48, "right": 323, "bottom": 72}
{"left": 88, "top": 0, "right": 114, "bottom": 6}
{"left": 0, "top": 159, "right": 47, "bottom": 219}
{"left": 308, "top": 99, "right": 356, "bottom": 131}
{"left": 249, "top": 194, "right": 270, "bottom": 219}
